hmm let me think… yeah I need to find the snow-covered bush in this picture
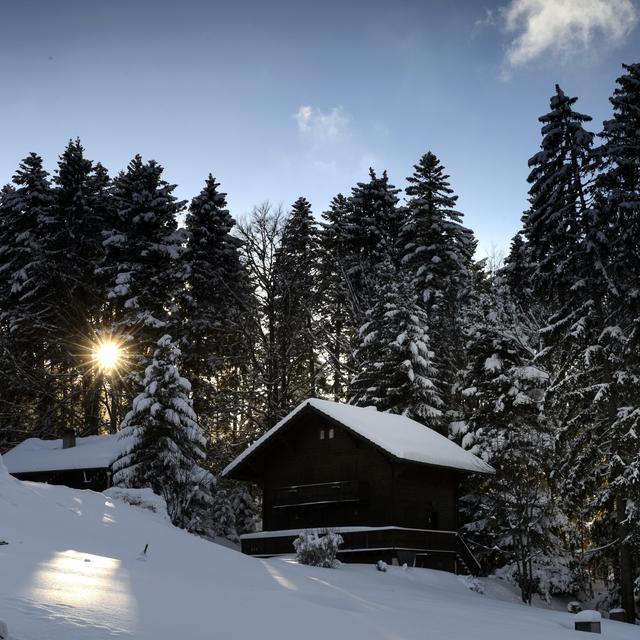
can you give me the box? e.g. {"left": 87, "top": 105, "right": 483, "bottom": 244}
{"left": 459, "top": 576, "right": 485, "bottom": 594}
{"left": 495, "top": 554, "right": 579, "bottom": 603}
{"left": 104, "top": 487, "right": 170, "bottom": 522}
{"left": 229, "top": 483, "right": 259, "bottom": 535}
{"left": 376, "top": 560, "right": 388, "bottom": 572}
{"left": 211, "top": 487, "right": 237, "bottom": 541}
{"left": 293, "top": 529, "right": 343, "bottom": 568}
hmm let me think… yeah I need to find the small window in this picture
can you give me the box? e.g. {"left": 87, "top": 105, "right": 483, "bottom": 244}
{"left": 319, "top": 429, "right": 325, "bottom": 440}
{"left": 328, "top": 428, "right": 335, "bottom": 439}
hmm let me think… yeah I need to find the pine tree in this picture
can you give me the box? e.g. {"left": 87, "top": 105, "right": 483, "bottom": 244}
{"left": 112, "top": 334, "right": 215, "bottom": 533}
{"left": 461, "top": 280, "right": 564, "bottom": 604}
{"left": 0, "top": 154, "right": 56, "bottom": 339}
{"left": 399, "top": 151, "right": 475, "bottom": 434}
{"left": 342, "top": 169, "right": 403, "bottom": 320}
{"left": 319, "top": 194, "right": 353, "bottom": 401}
{"left": 523, "top": 85, "right": 593, "bottom": 307}
{"left": 578, "top": 64, "right": 640, "bottom": 621}
{"left": 211, "top": 487, "right": 237, "bottom": 540}
{"left": 180, "top": 175, "right": 248, "bottom": 431}
{"left": 229, "top": 483, "right": 258, "bottom": 535}
{"left": 273, "top": 197, "right": 321, "bottom": 410}
{"left": 52, "top": 140, "right": 112, "bottom": 435}
{"left": 348, "top": 259, "right": 443, "bottom": 425}
{"left": 102, "top": 156, "right": 185, "bottom": 411}
{"left": 0, "top": 154, "right": 60, "bottom": 438}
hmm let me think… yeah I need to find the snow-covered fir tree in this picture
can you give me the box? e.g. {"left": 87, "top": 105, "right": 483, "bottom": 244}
{"left": 103, "top": 156, "right": 185, "bottom": 371}
{"left": 52, "top": 140, "right": 112, "bottom": 434}
{"left": 273, "top": 196, "right": 321, "bottom": 409}
{"left": 319, "top": 193, "right": 353, "bottom": 401}
{"left": 180, "top": 174, "right": 248, "bottom": 431}
{"left": 0, "top": 154, "right": 62, "bottom": 439}
{"left": 342, "top": 169, "right": 404, "bottom": 321}
{"left": 229, "top": 483, "right": 258, "bottom": 535}
{"left": 567, "top": 64, "right": 640, "bottom": 621}
{"left": 0, "top": 153, "right": 56, "bottom": 340}
{"left": 399, "top": 151, "right": 475, "bottom": 434}
{"left": 211, "top": 487, "right": 237, "bottom": 540}
{"left": 461, "top": 279, "right": 567, "bottom": 604}
{"left": 348, "top": 259, "right": 443, "bottom": 426}
{"left": 112, "top": 334, "right": 215, "bottom": 535}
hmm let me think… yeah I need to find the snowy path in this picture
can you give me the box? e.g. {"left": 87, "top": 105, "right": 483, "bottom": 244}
{"left": 1, "top": 474, "right": 638, "bottom": 640}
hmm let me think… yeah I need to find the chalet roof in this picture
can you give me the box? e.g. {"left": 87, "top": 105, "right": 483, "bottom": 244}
{"left": 222, "top": 398, "right": 494, "bottom": 477}
{"left": 3, "top": 434, "right": 124, "bottom": 474}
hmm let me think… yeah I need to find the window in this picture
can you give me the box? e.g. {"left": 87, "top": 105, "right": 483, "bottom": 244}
{"left": 328, "top": 428, "right": 335, "bottom": 439}
{"left": 319, "top": 429, "right": 325, "bottom": 440}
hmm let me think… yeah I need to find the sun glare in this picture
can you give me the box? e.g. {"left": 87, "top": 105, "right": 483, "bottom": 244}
{"left": 95, "top": 341, "right": 121, "bottom": 371}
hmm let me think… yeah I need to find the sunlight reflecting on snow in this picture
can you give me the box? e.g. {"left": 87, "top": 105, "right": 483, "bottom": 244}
{"left": 23, "top": 550, "right": 138, "bottom": 633}
{"left": 262, "top": 560, "right": 298, "bottom": 591}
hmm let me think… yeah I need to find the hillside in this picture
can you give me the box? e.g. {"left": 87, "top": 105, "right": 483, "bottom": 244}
{"left": 0, "top": 459, "right": 636, "bottom": 640}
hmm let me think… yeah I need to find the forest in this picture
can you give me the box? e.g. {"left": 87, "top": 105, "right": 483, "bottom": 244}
{"left": 0, "top": 62, "right": 638, "bottom": 618}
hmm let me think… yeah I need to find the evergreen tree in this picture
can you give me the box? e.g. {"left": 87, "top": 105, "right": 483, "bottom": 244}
{"left": 348, "top": 259, "right": 443, "bottom": 425}
{"left": 0, "top": 154, "right": 60, "bottom": 438}
{"left": 575, "top": 64, "right": 640, "bottom": 621}
{"left": 399, "top": 151, "right": 475, "bottom": 434}
{"left": 461, "top": 281, "right": 565, "bottom": 604}
{"left": 52, "top": 140, "right": 112, "bottom": 435}
{"left": 229, "top": 483, "right": 258, "bottom": 535}
{"left": 102, "top": 155, "right": 185, "bottom": 413}
{"left": 342, "top": 169, "right": 403, "bottom": 320}
{"left": 273, "top": 197, "right": 321, "bottom": 410}
{"left": 180, "top": 174, "right": 248, "bottom": 432}
{"left": 0, "top": 154, "right": 56, "bottom": 339}
{"left": 523, "top": 85, "right": 593, "bottom": 306}
{"left": 211, "top": 487, "right": 237, "bottom": 540}
{"left": 112, "top": 334, "right": 215, "bottom": 534}
{"left": 319, "top": 194, "right": 353, "bottom": 401}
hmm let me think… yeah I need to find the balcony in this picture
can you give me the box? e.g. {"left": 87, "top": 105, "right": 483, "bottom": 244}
{"left": 273, "top": 480, "right": 369, "bottom": 509}
{"left": 240, "top": 526, "right": 482, "bottom": 575}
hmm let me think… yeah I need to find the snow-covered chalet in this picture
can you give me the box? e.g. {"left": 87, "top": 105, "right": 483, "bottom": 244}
{"left": 3, "top": 430, "right": 122, "bottom": 492}
{"left": 223, "top": 398, "right": 494, "bottom": 575}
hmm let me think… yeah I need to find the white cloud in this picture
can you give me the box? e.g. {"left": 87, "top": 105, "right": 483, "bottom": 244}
{"left": 294, "top": 105, "right": 348, "bottom": 141}
{"left": 501, "top": 0, "right": 637, "bottom": 68}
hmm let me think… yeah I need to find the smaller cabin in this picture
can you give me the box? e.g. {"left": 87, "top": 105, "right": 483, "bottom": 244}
{"left": 3, "top": 433, "right": 123, "bottom": 492}
{"left": 223, "top": 398, "right": 494, "bottom": 575}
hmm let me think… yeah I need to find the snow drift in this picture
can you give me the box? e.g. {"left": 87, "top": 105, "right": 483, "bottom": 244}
{"left": 0, "top": 470, "right": 637, "bottom": 639}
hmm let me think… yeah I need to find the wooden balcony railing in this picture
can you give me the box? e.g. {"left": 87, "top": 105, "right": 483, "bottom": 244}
{"left": 240, "top": 526, "right": 482, "bottom": 575}
{"left": 273, "top": 480, "right": 369, "bottom": 508}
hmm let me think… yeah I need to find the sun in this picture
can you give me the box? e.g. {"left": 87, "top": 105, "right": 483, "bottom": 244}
{"left": 94, "top": 341, "right": 122, "bottom": 371}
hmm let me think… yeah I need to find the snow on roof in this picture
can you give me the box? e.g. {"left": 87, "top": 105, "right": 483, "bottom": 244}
{"left": 222, "top": 398, "right": 494, "bottom": 477}
{"left": 3, "top": 433, "right": 125, "bottom": 474}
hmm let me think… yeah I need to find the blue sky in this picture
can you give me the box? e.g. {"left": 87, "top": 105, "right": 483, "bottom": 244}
{"left": 1, "top": 0, "right": 639, "bottom": 255}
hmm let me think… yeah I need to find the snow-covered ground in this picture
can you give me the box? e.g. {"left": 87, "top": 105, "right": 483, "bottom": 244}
{"left": 0, "top": 459, "right": 637, "bottom": 640}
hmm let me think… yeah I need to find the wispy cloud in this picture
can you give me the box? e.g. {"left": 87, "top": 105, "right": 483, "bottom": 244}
{"left": 294, "top": 105, "right": 348, "bottom": 141}
{"left": 501, "top": 0, "right": 637, "bottom": 70}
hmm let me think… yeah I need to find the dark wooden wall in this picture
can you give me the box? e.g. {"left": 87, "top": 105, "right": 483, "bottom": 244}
{"left": 11, "top": 467, "right": 110, "bottom": 492}
{"left": 251, "top": 409, "right": 460, "bottom": 532}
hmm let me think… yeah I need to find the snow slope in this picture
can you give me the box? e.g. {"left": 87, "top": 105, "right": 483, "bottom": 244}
{"left": 0, "top": 463, "right": 636, "bottom": 640}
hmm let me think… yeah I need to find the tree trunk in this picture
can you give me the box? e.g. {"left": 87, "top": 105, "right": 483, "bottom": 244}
{"left": 616, "top": 494, "right": 637, "bottom": 623}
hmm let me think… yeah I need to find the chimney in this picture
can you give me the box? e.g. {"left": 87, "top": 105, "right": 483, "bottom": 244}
{"left": 62, "top": 428, "right": 76, "bottom": 449}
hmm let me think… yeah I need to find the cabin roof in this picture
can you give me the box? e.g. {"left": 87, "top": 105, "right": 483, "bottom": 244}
{"left": 3, "top": 433, "right": 124, "bottom": 474}
{"left": 222, "top": 398, "right": 495, "bottom": 478}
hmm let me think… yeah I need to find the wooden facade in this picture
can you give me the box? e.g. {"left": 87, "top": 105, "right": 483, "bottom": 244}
{"left": 224, "top": 402, "right": 489, "bottom": 575}
{"left": 10, "top": 467, "right": 111, "bottom": 492}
